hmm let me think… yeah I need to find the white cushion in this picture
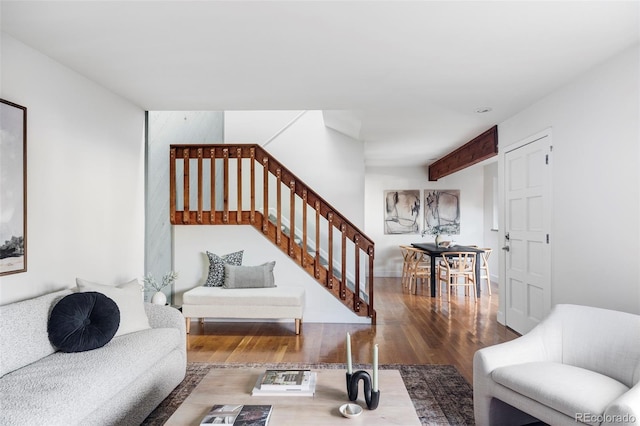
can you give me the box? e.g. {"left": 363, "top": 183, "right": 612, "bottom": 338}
{"left": 183, "top": 285, "right": 304, "bottom": 307}
{"left": 76, "top": 278, "right": 150, "bottom": 337}
{"left": 492, "top": 362, "right": 629, "bottom": 420}
{"left": 557, "top": 305, "right": 640, "bottom": 387}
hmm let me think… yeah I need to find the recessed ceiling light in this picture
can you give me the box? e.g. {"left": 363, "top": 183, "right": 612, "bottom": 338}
{"left": 475, "top": 107, "right": 493, "bottom": 114}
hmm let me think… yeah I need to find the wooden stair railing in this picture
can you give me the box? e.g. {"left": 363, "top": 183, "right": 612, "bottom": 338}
{"left": 169, "top": 144, "right": 376, "bottom": 323}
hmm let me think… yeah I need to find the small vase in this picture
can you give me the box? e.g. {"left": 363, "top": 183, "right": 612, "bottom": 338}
{"left": 435, "top": 234, "right": 442, "bottom": 247}
{"left": 151, "top": 291, "right": 167, "bottom": 305}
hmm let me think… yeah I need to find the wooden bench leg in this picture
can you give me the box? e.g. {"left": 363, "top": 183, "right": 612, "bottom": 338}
{"left": 186, "top": 317, "right": 191, "bottom": 334}
{"left": 295, "top": 318, "right": 302, "bottom": 335}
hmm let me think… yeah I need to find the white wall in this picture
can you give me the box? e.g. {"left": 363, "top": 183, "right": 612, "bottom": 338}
{"left": 365, "top": 164, "right": 486, "bottom": 277}
{"left": 0, "top": 33, "right": 146, "bottom": 304}
{"left": 498, "top": 45, "right": 640, "bottom": 316}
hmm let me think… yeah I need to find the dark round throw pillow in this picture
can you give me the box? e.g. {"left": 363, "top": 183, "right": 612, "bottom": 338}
{"left": 48, "top": 292, "right": 120, "bottom": 353}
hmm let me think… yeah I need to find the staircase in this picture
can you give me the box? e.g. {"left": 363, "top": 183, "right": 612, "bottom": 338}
{"left": 169, "top": 144, "right": 376, "bottom": 323}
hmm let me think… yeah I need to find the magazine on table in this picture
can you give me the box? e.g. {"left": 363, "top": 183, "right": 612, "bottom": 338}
{"left": 252, "top": 371, "right": 317, "bottom": 397}
{"left": 259, "top": 369, "right": 311, "bottom": 390}
{"left": 200, "top": 404, "right": 272, "bottom": 425}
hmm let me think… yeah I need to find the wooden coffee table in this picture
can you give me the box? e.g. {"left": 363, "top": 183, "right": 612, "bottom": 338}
{"left": 165, "top": 368, "right": 421, "bottom": 425}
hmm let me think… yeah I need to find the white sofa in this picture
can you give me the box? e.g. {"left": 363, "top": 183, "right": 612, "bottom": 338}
{"left": 473, "top": 304, "right": 640, "bottom": 426}
{"left": 0, "top": 289, "right": 186, "bottom": 426}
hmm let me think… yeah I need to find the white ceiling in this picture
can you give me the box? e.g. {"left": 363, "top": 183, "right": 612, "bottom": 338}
{"left": 2, "top": 1, "right": 638, "bottom": 167}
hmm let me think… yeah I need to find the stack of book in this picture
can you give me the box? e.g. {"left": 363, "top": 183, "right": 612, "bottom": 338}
{"left": 200, "top": 404, "right": 273, "bottom": 425}
{"left": 251, "top": 369, "right": 317, "bottom": 397}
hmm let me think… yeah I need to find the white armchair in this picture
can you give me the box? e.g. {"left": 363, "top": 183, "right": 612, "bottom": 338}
{"left": 473, "top": 304, "right": 640, "bottom": 426}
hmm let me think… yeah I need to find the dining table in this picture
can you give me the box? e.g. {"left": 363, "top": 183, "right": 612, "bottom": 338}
{"left": 411, "top": 243, "right": 485, "bottom": 297}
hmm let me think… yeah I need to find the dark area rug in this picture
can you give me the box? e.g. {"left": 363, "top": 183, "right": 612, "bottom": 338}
{"left": 142, "top": 362, "right": 475, "bottom": 426}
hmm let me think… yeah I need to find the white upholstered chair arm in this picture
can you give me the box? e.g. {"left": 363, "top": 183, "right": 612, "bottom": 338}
{"left": 473, "top": 329, "right": 558, "bottom": 426}
{"left": 603, "top": 381, "right": 640, "bottom": 426}
{"left": 474, "top": 329, "right": 553, "bottom": 376}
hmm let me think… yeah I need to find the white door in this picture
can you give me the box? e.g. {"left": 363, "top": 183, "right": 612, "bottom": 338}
{"left": 503, "top": 131, "right": 552, "bottom": 334}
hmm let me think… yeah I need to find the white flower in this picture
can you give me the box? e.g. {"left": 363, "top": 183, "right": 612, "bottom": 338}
{"left": 143, "top": 271, "right": 178, "bottom": 292}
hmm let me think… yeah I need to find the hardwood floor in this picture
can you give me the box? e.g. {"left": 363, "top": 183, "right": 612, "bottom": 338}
{"left": 186, "top": 277, "right": 519, "bottom": 383}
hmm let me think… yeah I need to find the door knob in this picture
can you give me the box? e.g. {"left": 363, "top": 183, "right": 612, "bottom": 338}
{"left": 502, "top": 246, "right": 510, "bottom": 252}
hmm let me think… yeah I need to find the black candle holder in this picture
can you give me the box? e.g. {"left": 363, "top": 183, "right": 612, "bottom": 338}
{"left": 345, "top": 370, "right": 380, "bottom": 410}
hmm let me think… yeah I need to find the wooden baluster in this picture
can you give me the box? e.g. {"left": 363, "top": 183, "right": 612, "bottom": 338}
{"left": 236, "top": 147, "right": 242, "bottom": 223}
{"left": 223, "top": 148, "right": 229, "bottom": 223}
{"left": 328, "top": 212, "right": 333, "bottom": 289}
{"left": 170, "top": 148, "right": 176, "bottom": 224}
{"left": 197, "top": 148, "right": 203, "bottom": 224}
{"left": 340, "top": 223, "right": 347, "bottom": 299}
{"left": 354, "top": 235, "right": 361, "bottom": 312}
{"left": 315, "top": 201, "right": 321, "bottom": 279}
{"left": 210, "top": 147, "right": 216, "bottom": 224}
{"left": 262, "top": 157, "right": 269, "bottom": 233}
{"left": 182, "top": 148, "right": 190, "bottom": 224}
{"left": 368, "top": 246, "right": 375, "bottom": 322}
{"left": 250, "top": 148, "right": 256, "bottom": 224}
{"left": 289, "top": 180, "right": 296, "bottom": 257}
{"left": 302, "top": 189, "right": 308, "bottom": 267}
{"left": 276, "top": 169, "right": 282, "bottom": 245}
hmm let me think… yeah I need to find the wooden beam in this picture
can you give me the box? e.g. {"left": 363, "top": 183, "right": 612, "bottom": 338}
{"left": 428, "top": 125, "right": 498, "bottom": 181}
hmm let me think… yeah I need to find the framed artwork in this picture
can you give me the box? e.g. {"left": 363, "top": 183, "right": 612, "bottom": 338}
{"left": 384, "top": 189, "right": 420, "bottom": 234}
{"left": 0, "top": 99, "right": 27, "bottom": 275}
{"left": 424, "top": 190, "right": 460, "bottom": 235}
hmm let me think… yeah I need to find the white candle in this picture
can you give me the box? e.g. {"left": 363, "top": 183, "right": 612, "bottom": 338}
{"left": 346, "top": 333, "right": 353, "bottom": 374}
{"left": 372, "top": 344, "right": 379, "bottom": 392}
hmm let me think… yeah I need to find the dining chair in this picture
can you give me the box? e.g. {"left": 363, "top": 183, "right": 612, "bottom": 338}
{"left": 405, "top": 247, "right": 431, "bottom": 294}
{"left": 477, "top": 248, "right": 492, "bottom": 295}
{"left": 399, "top": 245, "right": 414, "bottom": 289}
{"left": 436, "top": 251, "right": 477, "bottom": 301}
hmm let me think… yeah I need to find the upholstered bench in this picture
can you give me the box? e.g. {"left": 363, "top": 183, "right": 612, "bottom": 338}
{"left": 182, "top": 286, "right": 305, "bottom": 335}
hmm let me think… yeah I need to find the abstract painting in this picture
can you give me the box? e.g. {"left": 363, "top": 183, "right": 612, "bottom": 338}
{"left": 0, "top": 99, "right": 27, "bottom": 275}
{"left": 424, "top": 190, "right": 460, "bottom": 235}
{"left": 384, "top": 190, "right": 420, "bottom": 234}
